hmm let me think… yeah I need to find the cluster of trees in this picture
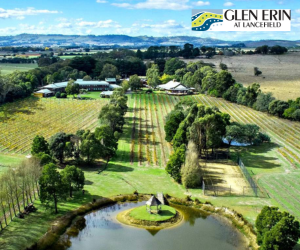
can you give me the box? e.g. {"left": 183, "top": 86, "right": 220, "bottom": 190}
{"left": 165, "top": 100, "right": 269, "bottom": 187}
{"left": 225, "top": 122, "right": 270, "bottom": 148}
{"left": 255, "top": 45, "right": 288, "bottom": 55}
{"left": 0, "top": 58, "right": 36, "bottom": 64}
{"left": 256, "top": 206, "right": 300, "bottom": 250}
{"left": 165, "top": 101, "right": 230, "bottom": 188}
{"left": 139, "top": 43, "right": 216, "bottom": 60}
{"left": 0, "top": 157, "right": 42, "bottom": 229}
{"left": 40, "top": 164, "right": 85, "bottom": 213}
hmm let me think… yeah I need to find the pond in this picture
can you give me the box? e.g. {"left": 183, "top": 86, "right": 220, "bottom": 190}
{"left": 55, "top": 201, "right": 248, "bottom": 250}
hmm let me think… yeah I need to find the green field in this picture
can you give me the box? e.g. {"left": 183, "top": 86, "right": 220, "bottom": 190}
{"left": 0, "top": 63, "right": 38, "bottom": 75}
{"left": 1, "top": 92, "right": 300, "bottom": 249}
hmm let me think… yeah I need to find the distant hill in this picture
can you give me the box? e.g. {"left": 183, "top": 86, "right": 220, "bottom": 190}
{"left": 0, "top": 34, "right": 299, "bottom": 48}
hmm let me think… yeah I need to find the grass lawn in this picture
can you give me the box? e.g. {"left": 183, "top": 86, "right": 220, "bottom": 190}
{"left": 0, "top": 63, "right": 38, "bottom": 75}
{"left": 0, "top": 154, "right": 25, "bottom": 176}
{"left": 129, "top": 205, "right": 176, "bottom": 221}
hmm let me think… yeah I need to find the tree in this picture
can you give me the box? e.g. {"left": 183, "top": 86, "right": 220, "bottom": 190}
{"left": 219, "top": 63, "right": 228, "bottom": 70}
{"left": 269, "top": 100, "right": 289, "bottom": 117}
{"left": 61, "top": 165, "right": 85, "bottom": 197}
{"left": 243, "top": 124, "right": 260, "bottom": 144}
{"left": 128, "top": 74, "right": 141, "bottom": 91}
{"left": 181, "top": 141, "right": 203, "bottom": 188}
{"left": 164, "top": 110, "right": 185, "bottom": 142}
{"left": 65, "top": 79, "right": 80, "bottom": 97}
{"left": 254, "top": 67, "right": 262, "bottom": 76}
{"left": 225, "top": 123, "right": 245, "bottom": 146}
{"left": 160, "top": 73, "right": 174, "bottom": 84}
{"left": 256, "top": 206, "right": 300, "bottom": 250}
{"left": 79, "top": 130, "right": 103, "bottom": 164}
{"left": 166, "top": 144, "right": 186, "bottom": 183}
{"left": 100, "top": 63, "right": 118, "bottom": 80}
{"left": 0, "top": 75, "right": 13, "bottom": 103}
{"left": 99, "top": 104, "right": 124, "bottom": 132}
{"left": 121, "top": 80, "right": 130, "bottom": 92}
{"left": 146, "top": 64, "right": 161, "bottom": 88}
{"left": 83, "top": 75, "right": 92, "bottom": 81}
{"left": 31, "top": 135, "right": 50, "bottom": 155}
{"left": 215, "top": 70, "right": 235, "bottom": 96}
{"left": 95, "top": 125, "right": 118, "bottom": 162}
{"left": 39, "top": 163, "right": 68, "bottom": 213}
{"left": 254, "top": 92, "right": 275, "bottom": 112}
{"left": 223, "top": 83, "right": 243, "bottom": 103}
{"left": 164, "top": 58, "right": 186, "bottom": 75}
{"left": 69, "top": 56, "right": 96, "bottom": 75}
{"left": 136, "top": 49, "right": 143, "bottom": 59}
{"left": 49, "top": 132, "right": 70, "bottom": 164}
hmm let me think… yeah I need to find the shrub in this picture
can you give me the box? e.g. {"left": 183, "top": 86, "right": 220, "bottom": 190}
{"left": 60, "top": 93, "right": 67, "bottom": 98}
{"left": 55, "top": 91, "right": 61, "bottom": 98}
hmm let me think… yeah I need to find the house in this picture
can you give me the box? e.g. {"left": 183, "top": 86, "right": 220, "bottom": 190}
{"left": 109, "top": 84, "right": 122, "bottom": 90}
{"left": 39, "top": 79, "right": 110, "bottom": 93}
{"left": 157, "top": 79, "right": 189, "bottom": 95}
{"left": 105, "top": 78, "right": 117, "bottom": 84}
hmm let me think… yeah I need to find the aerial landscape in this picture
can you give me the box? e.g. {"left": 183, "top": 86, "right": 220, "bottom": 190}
{"left": 1, "top": 1, "right": 300, "bottom": 250}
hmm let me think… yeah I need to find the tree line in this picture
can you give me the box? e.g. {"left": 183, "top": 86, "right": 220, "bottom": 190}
{"left": 144, "top": 59, "right": 300, "bottom": 122}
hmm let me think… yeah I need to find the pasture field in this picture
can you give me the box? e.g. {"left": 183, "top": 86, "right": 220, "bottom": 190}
{"left": 2, "top": 92, "right": 300, "bottom": 250}
{"left": 0, "top": 97, "right": 109, "bottom": 153}
{"left": 0, "top": 63, "right": 38, "bottom": 75}
{"left": 190, "top": 53, "right": 300, "bottom": 101}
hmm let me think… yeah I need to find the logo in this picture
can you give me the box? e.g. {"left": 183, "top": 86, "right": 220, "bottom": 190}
{"left": 192, "top": 9, "right": 291, "bottom": 31}
{"left": 192, "top": 10, "right": 223, "bottom": 31}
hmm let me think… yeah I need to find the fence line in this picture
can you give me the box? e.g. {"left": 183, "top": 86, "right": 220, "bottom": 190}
{"left": 237, "top": 157, "right": 258, "bottom": 197}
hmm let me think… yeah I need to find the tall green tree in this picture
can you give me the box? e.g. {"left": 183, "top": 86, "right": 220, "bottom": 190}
{"left": 164, "top": 110, "right": 185, "bottom": 142}
{"left": 100, "top": 63, "right": 118, "bottom": 79}
{"left": 49, "top": 132, "right": 70, "bottom": 164}
{"left": 39, "top": 163, "right": 68, "bottom": 213}
{"left": 79, "top": 130, "right": 103, "bottom": 164}
{"left": 31, "top": 135, "right": 50, "bottom": 155}
{"left": 166, "top": 145, "right": 186, "bottom": 183}
{"left": 65, "top": 79, "right": 80, "bottom": 97}
{"left": 146, "top": 64, "right": 161, "bottom": 88}
{"left": 61, "top": 165, "right": 85, "bottom": 197}
{"left": 181, "top": 141, "right": 203, "bottom": 188}
{"left": 128, "top": 74, "right": 141, "bottom": 91}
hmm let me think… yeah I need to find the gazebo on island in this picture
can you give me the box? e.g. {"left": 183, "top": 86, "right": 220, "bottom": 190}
{"left": 146, "top": 195, "right": 162, "bottom": 214}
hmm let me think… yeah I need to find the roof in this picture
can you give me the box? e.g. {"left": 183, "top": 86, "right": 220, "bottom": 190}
{"left": 174, "top": 85, "right": 189, "bottom": 91}
{"left": 158, "top": 80, "right": 182, "bottom": 90}
{"left": 100, "top": 91, "right": 113, "bottom": 96}
{"left": 35, "top": 89, "right": 53, "bottom": 94}
{"left": 42, "top": 80, "right": 109, "bottom": 89}
{"left": 146, "top": 195, "right": 162, "bottom": 206}
{"left": 110, "top": 84, "right": 122, "bottom": 89}
{"left": 105, "top": 78, "right": 116, "bottom": 82}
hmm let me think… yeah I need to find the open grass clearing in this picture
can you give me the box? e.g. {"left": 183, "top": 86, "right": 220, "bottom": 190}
{"left": 129, "top": 205, "right": 176, "bottom": 221}
{"left": 0, "top": 63, "right": 38, "bottom": 75}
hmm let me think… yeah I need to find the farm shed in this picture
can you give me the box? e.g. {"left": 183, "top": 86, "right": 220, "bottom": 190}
{"left": 34, "top": 89, "right": 54, "bottom": 97}
{"left": 100, "top": 91, "right": 114, "bottom": 98}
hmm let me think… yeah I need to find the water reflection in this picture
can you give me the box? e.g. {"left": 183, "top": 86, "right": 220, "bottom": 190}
{"left": 52, "top": 201, "right": 247, "bottom": 250}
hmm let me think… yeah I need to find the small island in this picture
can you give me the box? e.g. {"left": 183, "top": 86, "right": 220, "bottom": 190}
{"left": 117, "top": 195, "right": 183, "bottom": 230}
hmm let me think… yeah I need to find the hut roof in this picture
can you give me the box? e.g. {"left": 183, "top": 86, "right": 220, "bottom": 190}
{"left": 146, "top": 195, "right": 162, "bottom": 206}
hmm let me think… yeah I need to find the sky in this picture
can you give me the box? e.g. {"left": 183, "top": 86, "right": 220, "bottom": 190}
{"left": 0, "top": 0, "right": 300, "bottom": 41}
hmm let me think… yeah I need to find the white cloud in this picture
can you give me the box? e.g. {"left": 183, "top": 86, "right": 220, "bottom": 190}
{"left": 57, "top": 22, "right": 73, "bottom": 28}
{"left": 112, "top": 0, "right": 190, "bottom": 10}
{"left": 96, "top": 0, "right": 107, "bottom": 3}
{"left": 278, "top": 1, "right": 284, "bottom": 4}
{"left": 224, "top": 1, "right": 234, "bottom": 7}
{"left": 0, "top": 7, "right": 60, "bottom": 19}
{"left": 193, "top": 1, "right": 210, "bottom": 6}
{"left": 76, "top": 19, "right": 120, "bottom": 28}
{"left": 295, "top": 9, "right": 300, "bottom": 14}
